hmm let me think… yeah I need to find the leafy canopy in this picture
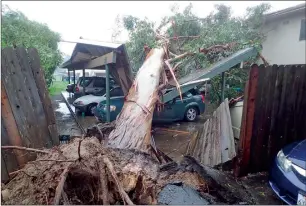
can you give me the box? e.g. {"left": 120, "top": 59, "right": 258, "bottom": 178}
{"left": 1, "top": 5, "right": 63, "bottom": 87}
{"left": 114, "top": 3, "right": 271, "bottom": 103}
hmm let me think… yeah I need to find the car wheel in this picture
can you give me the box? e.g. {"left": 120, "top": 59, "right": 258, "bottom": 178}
{"left": 185, "top": 107, "right": 198, "bottom": 122}
{"left": 87, "top": 104, "right": 97, "bottom": 116}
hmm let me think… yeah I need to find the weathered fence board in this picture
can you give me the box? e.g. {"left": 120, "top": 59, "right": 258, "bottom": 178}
{"left": 187, "top": 99, "right": 236, "bottom": 167}
{"left": 1, "top": 47, "right": 59, "bottom": 182}
{"left": 1, "top": 48, "right": 32, "bottom": 147}
{"left": 28, "top": 48, "right": 59, "bottom": 145}
{"left": 1, "top": 82, "right": 26, "bottom": 166}
{"left": 16, "top": 48, "right": 53, "bottom": 147}
{"left": 235, "top": 64, "right": 306, "bottom": 176}
{"left": 1, "top": 120, "right": 19, "bottom": 178}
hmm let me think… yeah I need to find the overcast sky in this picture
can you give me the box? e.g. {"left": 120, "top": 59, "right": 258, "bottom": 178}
{"left": 3, "top": 1, "right": 304, "bottom": 56}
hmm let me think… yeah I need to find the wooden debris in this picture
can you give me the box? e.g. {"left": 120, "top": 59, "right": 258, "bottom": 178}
{"left": 54, "top": 164, "right": 72, "bottom": 205}
{"left": 187, "top": 98, "right": 236, "bottom": 166}
{"left": 1, "top": 146, "right": 50, "bottom": 154}
{"left": 103, "top": 156, "right": 134, "bottom": 205}
{"left": 98, "top": 159, "right": 109, "bottom": 205}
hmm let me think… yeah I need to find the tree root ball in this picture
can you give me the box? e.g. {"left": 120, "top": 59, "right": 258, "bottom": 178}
{"left": 1, "top": 137, "right": 209, "bottom": 205}
{"left": 2, "top": 137, "right": 252, "bottom": 205}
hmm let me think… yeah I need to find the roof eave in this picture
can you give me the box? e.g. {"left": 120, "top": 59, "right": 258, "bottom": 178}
{"left": 264, "top": 4, "right": 306, "bottom": 20}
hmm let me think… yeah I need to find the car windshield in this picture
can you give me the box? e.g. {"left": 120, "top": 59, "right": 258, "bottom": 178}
{"left": 78, "top": 77, "right": 92, "bottom": 87}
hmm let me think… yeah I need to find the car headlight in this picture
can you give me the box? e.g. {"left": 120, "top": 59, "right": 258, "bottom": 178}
{"left": 102, "top": 105, "right": 116, "bottom": 112}
{"left": 110, "top": 105, "right": 116, "bottom": 111}
{"left": 277, "top": 150, "right": 292, "bottom": 172}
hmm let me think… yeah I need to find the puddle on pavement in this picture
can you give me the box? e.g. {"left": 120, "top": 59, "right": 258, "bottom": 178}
{"left": 55, "top": 102, "right": 71, "bottom": 119}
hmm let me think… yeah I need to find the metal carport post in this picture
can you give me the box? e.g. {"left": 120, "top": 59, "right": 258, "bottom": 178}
{"left": 105, "top": 58, "right": 110, "bottom": 123}
{"left": 68, "top": 70, "right": 71, "bottom": 84}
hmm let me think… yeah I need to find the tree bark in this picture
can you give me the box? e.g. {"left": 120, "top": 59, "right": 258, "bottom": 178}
{"left": 107, "top": 48, "right": 165, "bottom": 152}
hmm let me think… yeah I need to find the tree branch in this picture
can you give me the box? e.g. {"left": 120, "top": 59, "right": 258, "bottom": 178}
{"left": 258, "top": 52, "right": 269, "bottom": 66}
{"left": 169, "top": 51, "right": 178, "bottom": 58}
{"left": 164, "top": 60, "right": 183, "bottom": 101}
{"left": 103, "top": 156, "right": 134, "bottom": 205}
{"left": 77, "top": 139, "right": 83, "bottom": 161}
{"left": 98, "top": 159, "right": 109, "bottom": 205}
{"left": 1, "top": 146, "right": 49, "bottom": 154}
{"left": 167, "top": 52, "right": 194, "bottom": 63}
{"left": 35, "top": 159, "right": 76, "bottom": 162}
{"left": 54, "top": 164, "right": 72, "bottom": 205}
{"left": 173, "top": 61, "right": 183, "bottom": 72}
{"left": 199, "top": 42, "right": 237, "bottom": 54}
{"left": 169, "top": 35, "right": 200, "bottom": 40}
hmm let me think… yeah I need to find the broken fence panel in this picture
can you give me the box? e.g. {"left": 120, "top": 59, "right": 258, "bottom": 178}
{"left": 187, "top": 98, "right": 236, "bottom": 167}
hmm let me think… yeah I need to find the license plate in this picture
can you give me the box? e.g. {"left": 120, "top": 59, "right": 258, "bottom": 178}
{"left": 297, "top": 192, "right": 306, "bottom": 205}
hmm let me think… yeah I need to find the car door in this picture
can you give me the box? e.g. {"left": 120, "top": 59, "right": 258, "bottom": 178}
{"left": 171, "top": 91, "right": 194, "bottom": 120}
{"left": 77, "top": 77, "right": 92, "bottom": 94}
{"left": 153, "top": 101, "right": 176, "bottom": 122}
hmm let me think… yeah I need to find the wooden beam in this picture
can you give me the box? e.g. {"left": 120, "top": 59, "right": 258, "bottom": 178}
{"left": 85, "top": 52, "right": 116, "bottom": 69}
{"left": 234, "top": 64, "right": 259, "bottom": 177}
{"left": 61, "top": 52, "right": 117, "bottom": 70}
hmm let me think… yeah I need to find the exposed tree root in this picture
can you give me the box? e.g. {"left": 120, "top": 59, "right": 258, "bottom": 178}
{"left": 54, "top": 164, "right": 72, "bottom": 205}
{"left": 1, "top": 136, "right": 254, "bottom": 205}
{"left": 103, "top": 156, "right": 134, "bottom": 205}
{"left": 1, "top": 146, "right": 50, "bottom": 154}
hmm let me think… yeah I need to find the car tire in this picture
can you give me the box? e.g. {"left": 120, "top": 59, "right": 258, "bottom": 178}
{"left": 87, "top": 104, "right": 97, "bottom": 116}
{"left": 185, "top": 107, "right": 198, "bottom": 122}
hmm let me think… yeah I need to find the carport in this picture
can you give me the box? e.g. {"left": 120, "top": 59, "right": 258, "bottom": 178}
{"left": 60, "top": 38, "right": 133, "bottom": 122}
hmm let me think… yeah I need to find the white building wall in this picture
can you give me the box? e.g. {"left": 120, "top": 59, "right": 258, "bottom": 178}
{"left": 262, "top": 13, "right": 306, "bottom": 65}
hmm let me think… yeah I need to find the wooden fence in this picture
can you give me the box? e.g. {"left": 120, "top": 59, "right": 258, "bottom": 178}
{"left": 1, "top": 47, "right": 59, "bottom": 182}
{"left": 234, "top": 64, "right": 306, "bottom": 176}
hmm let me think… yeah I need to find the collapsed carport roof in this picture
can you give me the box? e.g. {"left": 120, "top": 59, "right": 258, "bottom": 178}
{"left": 163, "top": 47, "right": 258, "bottom": 103}
{"left": 59, "top": 39, "right": 133, "bottom": 95}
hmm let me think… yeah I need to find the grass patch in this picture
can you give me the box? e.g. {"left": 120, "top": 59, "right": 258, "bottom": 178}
{"left": 48, "top": 81, "right": 68, "bottom": 96}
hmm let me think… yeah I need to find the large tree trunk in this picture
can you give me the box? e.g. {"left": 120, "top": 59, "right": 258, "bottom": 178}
{"left": 107, "top": 48, "right": 165, "bottom": 152}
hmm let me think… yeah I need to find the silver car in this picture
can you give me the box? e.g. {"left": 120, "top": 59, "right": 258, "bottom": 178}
{"left": 74, "top": 76, "right": 116, "bottom": 98}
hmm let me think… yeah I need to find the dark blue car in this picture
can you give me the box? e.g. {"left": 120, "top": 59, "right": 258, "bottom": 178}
{"left": 269, "top": 139, "right": 306, "bottom": 205}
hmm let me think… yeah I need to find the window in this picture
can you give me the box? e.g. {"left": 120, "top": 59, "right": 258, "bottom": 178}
{"left": 110, "top": 87, "right": 124, "bottom": 97}
{"left": 300, "top": 19, "right": 306, "bottom": 41}
{"left": 174, "top": 92, "right": 192, "bottom": 101}
{"left": 79, "top": 77, "right": 91, "bottom": 87}
{"left": 93, "top": 78, "right": 106, "bottom": 87}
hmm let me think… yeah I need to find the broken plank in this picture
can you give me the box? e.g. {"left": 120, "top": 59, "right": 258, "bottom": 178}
{"left": 1, "top": 48, "right": 32, "bottom": 147}
{"left": 200, "top": 119, "right": 209, "bottom": 164}
{"left": 224, "top": 98, "right": 236, "bottom": 159}
{"left": 27, "top": 48, "right": 59, "bottom": 145}
{"left": 215, "top": 104, "right": 222, "bottom": 165}
{"left": 1, "top": 82, "right": 26, "bottom": 166}
{"left": 203, "top": 119, "right": 212, "bottom": 165}
{"left": 15, "top": 47, "right": 53, "bottom": 148}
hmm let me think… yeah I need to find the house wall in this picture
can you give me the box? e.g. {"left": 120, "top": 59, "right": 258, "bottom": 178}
{"left": 262, "top": 12, "right": 306, "bottom": 65}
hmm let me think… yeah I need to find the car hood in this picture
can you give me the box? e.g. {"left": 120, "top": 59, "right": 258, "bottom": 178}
{"left": 286, "top": 139, "right": 306, "bottom": 169}
{"left": 73, "top": 95, "right": 106, "bottom": 105}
